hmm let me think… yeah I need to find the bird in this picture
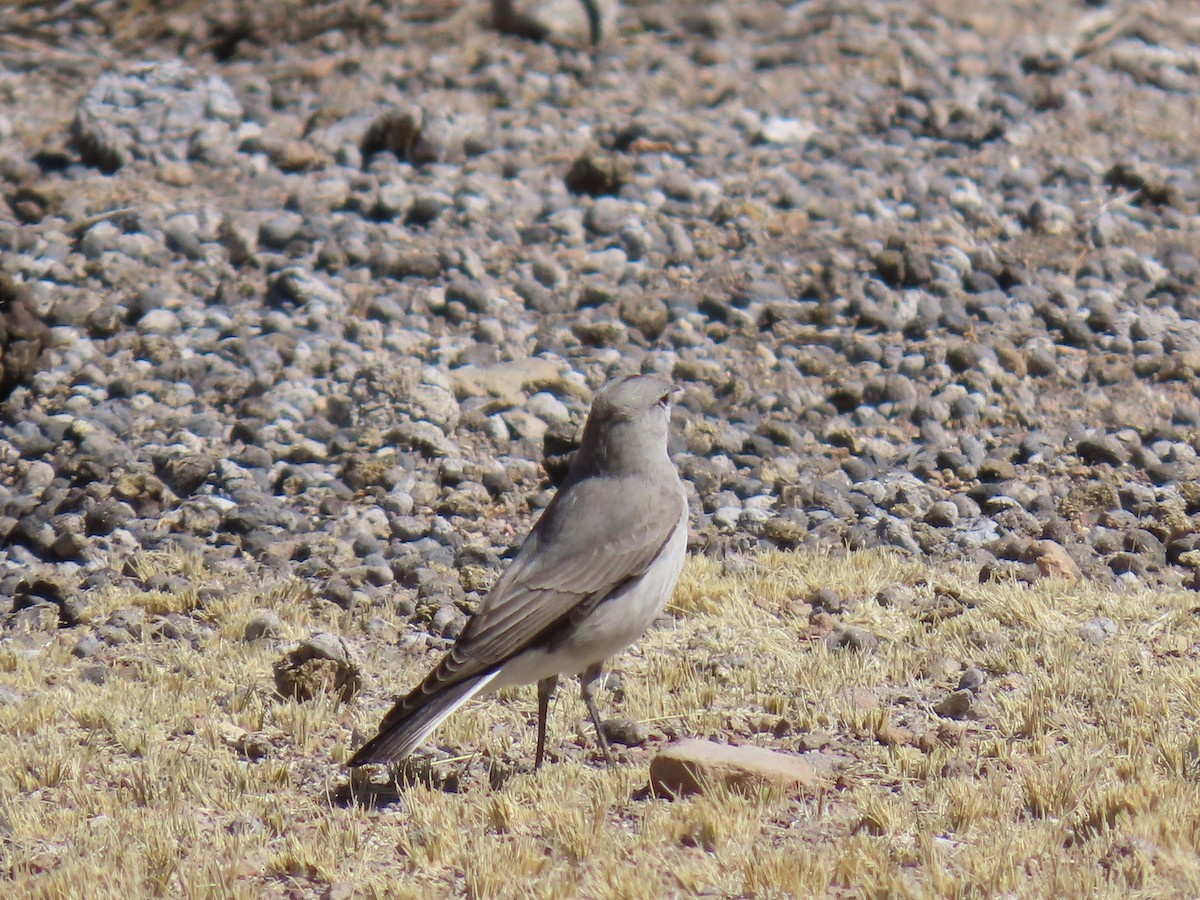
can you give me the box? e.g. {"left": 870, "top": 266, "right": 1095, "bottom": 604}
{"left": 347, "top": 374, "right": 688, "bottom": 770}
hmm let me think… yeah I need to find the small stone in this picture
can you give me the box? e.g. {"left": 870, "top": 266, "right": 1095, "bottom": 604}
{"left": 243, "top": 611, "right": 283, "bottom": 642}
{"left": 924, "top": 501, "right": 959, "bottom": 527}
{"left": 156, "top": 451, "right": 216, "bottom": 496}
{"left": 1078, "top": 617, "right": 1117, "bottom": 646}
{"left": 826, "top": 625, "right": 878, "bottom": 652}
{"left": 809, "top": 588, "right": 846, "bottom": 613}
{"left": 933, "top": 690, "right": 975, "bottom": 720}
{"left": 876, "top": 723, "right": 914, "bottom": 747}
{"left": 432, "top": 604, "right": 466, "bottom": 639}
{"left": 618, "top": 295, "right": 670, "bottom": 340}
{"left": 1032, "top": 540, "right": 1081, "bottom": 582}
{"left": 273, "top": 632, "right": 361, "bottom": 701}
{"left": 759, "top": 117, "right": 817, "bottom": 145}
{"left": 600, "top": 717, "right": 649, "bottom": 747}
{"left": 650, "top": 739, "right": 820, "bottom": 798}
{"left": 526, "top": 391, "right": 571, "bottom": 425}
{"left": 564, "top": 150, "right": 632, "bottom": 196}
{"left": 72, "top": 633, "right": 105, "bottom": 659}
{"left": 1076, "top": 434, "right": 1129, "bottom": 466}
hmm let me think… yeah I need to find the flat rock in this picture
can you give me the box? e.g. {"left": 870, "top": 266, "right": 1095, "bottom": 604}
{"left": 447, "top": 359, "right": 568, "bottom": 407}
{"left": 650, "top": 738, "right": 820, "bottom": 797}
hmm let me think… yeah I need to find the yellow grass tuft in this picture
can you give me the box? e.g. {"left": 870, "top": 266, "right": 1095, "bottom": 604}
{"left": 3, "top": 547, "right": 1200, "bottom": 896}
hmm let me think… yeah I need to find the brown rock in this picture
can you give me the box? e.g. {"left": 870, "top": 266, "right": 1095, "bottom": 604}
{"left": 618, "top": 294, "right": 669, "bottom": 341}
{"left": 826, "top": 624, "right": 878, "bottom": 652}
{"left": 362, "top": 108, "right": 422, "bottom": 162}
{"left": 157, "top": 161, "right": 195, "bottom": 185}
{"left": 341, "top": 452, "right": 398, "bottom": 491}
{"left": 1033, "top": 540, "right": 1081, "bottom": 582}
{"left": 876, "top": 723, "right": 914, "bottom": 747}
{"left": 650, "top": 739, "right": 820, "bottom": 798}
{"left": 933, "top": 689, "right": 975, "bottom": 720}
{"left": 564, "top": 149, "right": 632, "bottom": 196}
{"left": 600, "top": 717, "right": 649, "bottom": 747}
{"left": 270, "top": 139, "right": 323, "bottom": 172}
{"left": 836, "top": 686, "right": 879, "bottom": 715}
{"left": 155, "top": 451, "right": 216, "bottom": 496}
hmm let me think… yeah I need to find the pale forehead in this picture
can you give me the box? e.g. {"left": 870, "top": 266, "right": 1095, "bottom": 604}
{"left": 597, "top": 374, "right": 672, "bottom": 408}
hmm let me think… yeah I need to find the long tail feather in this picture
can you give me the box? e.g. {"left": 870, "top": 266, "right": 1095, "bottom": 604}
{"left": 347, "top": 670, "right": 500, "bottom": 766}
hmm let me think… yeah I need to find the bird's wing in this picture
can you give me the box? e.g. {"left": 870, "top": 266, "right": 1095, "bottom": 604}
{"left": 414, "top": 473, "right": 683, "bottom": 693}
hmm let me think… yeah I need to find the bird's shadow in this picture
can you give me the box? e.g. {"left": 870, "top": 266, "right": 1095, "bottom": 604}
{"left": 332, "top": 755, "right": 523, "bottom": 808}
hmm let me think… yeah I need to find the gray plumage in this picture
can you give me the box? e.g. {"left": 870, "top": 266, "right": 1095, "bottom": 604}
{"left": 348, "top": 374, "right": 687, "bottom": 768}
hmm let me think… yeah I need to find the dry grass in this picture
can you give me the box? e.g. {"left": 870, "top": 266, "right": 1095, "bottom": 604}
{"left": 3, "top": 546, "right": 1200, "bottom": 897}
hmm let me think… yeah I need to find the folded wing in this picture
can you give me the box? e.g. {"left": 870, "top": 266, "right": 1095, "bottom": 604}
{"left": 373, "top": 472, "right": 683, "bottom": 729}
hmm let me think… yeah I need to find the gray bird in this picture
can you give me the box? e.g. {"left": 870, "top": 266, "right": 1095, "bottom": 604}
{"left": 348, "top": 374, "right": 688, "bottom": 769}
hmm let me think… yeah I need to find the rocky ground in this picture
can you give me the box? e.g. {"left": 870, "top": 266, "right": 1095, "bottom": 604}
{"left": 2, "top": 0, "right": 1200, "bottom": 656}
{"left": 5, "top": 1, "right": 1200, "bottom": 895}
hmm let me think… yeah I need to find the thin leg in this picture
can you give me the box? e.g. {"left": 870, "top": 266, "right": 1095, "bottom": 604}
{"left": 580, "top": 0, "right": 602, "bottom": 47}
{"left": 535, "top": 675, "right": 558, "bottom": 770}
{"left": 580, "top": 663, "right": 615, "bottom": 768}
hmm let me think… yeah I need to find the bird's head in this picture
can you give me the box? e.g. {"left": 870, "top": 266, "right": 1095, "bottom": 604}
{"left": 573, "top": 374, "right": 679, "bottom": 476}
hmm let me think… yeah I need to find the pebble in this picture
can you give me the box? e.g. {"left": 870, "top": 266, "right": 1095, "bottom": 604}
{"left": 934, "top": 690, "right": 976, "bottom": 720}
{"left": 1078, "top": 617, "right": 1118, "bottom": 646}
{"left": 244, "top": 611, "right": 284, "bottom": 642}
{"left": 600, "top": 718, "right": 650, "bottom": 747}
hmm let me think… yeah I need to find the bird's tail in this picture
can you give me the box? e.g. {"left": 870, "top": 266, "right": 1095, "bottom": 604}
{"left": 346, "top": 669, "right": 500, "bottom": 766}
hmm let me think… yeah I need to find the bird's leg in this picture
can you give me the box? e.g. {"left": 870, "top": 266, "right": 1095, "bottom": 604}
{"left": 580, "top": 663, "right": 615, "bottom": 768}
{"left": 535, "top": 675, "right": 559, "bottom": 770}
{"left": 580, "top": 0, "right": 603, "bottom": 47}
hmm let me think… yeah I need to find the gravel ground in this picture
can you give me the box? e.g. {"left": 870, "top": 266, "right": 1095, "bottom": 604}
{"left": 3, "top": 0, "right": 1200, "bottom": 636}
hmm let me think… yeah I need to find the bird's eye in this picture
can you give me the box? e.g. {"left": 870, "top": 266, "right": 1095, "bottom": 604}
{"left": 657, "top": 392, "right": 671, "bottom": 407}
